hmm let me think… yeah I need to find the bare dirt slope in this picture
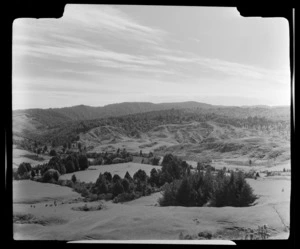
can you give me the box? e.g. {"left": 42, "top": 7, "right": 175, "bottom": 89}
{"left": 79, "top": 121, "right": 290, "bottom": 165}
{"left": 13, "top": 175, "right": 290, "bottom": 240}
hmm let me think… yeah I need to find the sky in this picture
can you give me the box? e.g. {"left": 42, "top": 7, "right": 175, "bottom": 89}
{"left": 12, "top": 4, "right": 290, "bottom": 110}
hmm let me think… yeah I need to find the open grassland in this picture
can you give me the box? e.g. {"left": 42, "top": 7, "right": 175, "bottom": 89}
{"left": 13, "top": 146, "right": 51, "bottom": 169}
{"left": 13, "top": 173, "right": 290, "bottom": 240}
{"left": 59, "top": 162, "right": 161, "bottom": 183}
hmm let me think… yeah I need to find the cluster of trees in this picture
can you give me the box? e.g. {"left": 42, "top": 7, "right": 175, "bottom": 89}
{"left": 13, "top": 162, "right": 32, "bottom": 180}
{"left": 55, "top": 169, "right": 160, "bottom": 203}
{"left": 158, "top": 165, "right": 257, "bottom": 207}
{"left": 14, "top": 152, "right": 90, "bottom": 183}
{"left": 89, "top": 149, "right": 133, "bottom": 166}
{"left": 40, "top": 153, "right": 89, "bottom": 177}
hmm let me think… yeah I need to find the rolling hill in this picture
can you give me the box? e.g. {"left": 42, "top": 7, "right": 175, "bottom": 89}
{"left": 13, "top": 102, "right": 290, "bottom": 163}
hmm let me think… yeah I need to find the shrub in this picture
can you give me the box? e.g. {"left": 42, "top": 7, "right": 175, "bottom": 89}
{"left": 43, "top": 169, "right": 60, "bottom": 183}
{"left": 112, "top": 157, "right": 125, "bottom": 164}
{"left": 71, "top": 174, "right": 77, "bottom": 183}
{"left": 113, "top": 192, "right": 135, "bottom": 203}
{"left": 98, "top": 193, "right": 113, "bottom": 201}
{"left": 73, "top": 182, "right": 89, "bottom": 197}
{"left": 92, "top": 157, "right": 103, "bottom": 165}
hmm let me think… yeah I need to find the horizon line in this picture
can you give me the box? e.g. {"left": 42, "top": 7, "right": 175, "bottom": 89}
{"left": 12, "top": 100, "right": 290, "bottom": 111}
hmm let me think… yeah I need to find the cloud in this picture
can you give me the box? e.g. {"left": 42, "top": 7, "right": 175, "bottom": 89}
{"left": 63, "top": 4, "right": 167, "bottom": 45}
{"left": 156, "top": 53, "right": 290, "bottom": 85}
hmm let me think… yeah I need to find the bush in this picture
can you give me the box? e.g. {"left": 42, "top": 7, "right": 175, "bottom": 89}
{"left": 73, "top": 182, "right": 89, "bottom": 197}
{"left": 113, "top": 192, "right": 136, "bottom": 203}
{"left": 98, "top": 193, "right": 113, "bottom": 201}
{"left": 43, "top": 169, "right": 60, "bottom": 183}
{"left": 71, "top": 174, "right": 77, "bottom": 183}
{"left": 112, "top": 157, "right": 125, "bottom": 164}
{"left": 92, "top": 157, "right": 103, "bottom": 165}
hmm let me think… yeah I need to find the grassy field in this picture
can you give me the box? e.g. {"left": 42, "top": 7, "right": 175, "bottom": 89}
{"left": 59, "top": 162, "right": 162, "bottom": 183}
{"left": 13, "top": 174, "right": 290, "bottom": 240}
{"left": 13, "top": 146, "right": 51, "bottom": 169}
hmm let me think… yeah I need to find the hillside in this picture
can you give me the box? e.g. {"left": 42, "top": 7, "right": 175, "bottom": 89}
{"left": 13, "top": 101, "right": 289, "bottom": 130}
{"left": 13, "top": 102, "right": 290, "bottom": 164}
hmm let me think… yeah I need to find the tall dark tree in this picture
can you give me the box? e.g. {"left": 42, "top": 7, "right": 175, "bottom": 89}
{"left": 133, "top": 169, "right": 147, "bottom": 182}
{"left": 112, "top": 174, "right": 122, "bottom": 183}
{"left": 78, "top": 155, "right": 88, "bottom": 170}
{"left": 48, "top": 156, "right": 66, "bottom": 175}
{"left": 49, "top": 149, "right": 57, "bottom": 157}
{"left": 17, "top": 162, "right": 32, "bottom": 176}
{"left": 65, "top": 160, "right": 75, "bottom": 173}
{"left": 112, "top": 180, "right": 124, "bottom": 197}
{"left": 43, "top": 145, "right": 48, "bottom": 153}
{"left": 124, "top": 171, "right": 133, "bottom": 182}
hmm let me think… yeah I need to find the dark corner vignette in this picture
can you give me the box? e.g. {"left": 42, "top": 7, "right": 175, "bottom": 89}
{"left": 7, "top": 1, "right": 295, "bottom": 248}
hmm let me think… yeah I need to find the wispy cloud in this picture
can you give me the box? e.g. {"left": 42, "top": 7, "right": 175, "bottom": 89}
{"left": 64, "top": 4, "right": 167, "bottom": 45}
{"left": 156, "top": 53, "right": 290, "bottom": 85}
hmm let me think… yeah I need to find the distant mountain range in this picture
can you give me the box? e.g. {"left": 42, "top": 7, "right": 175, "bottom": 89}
{"left": 13, "top": 101, "right": 289, "bottom": 126}
{"left": 13, "top": 102, "right": 215, "bottom": 126}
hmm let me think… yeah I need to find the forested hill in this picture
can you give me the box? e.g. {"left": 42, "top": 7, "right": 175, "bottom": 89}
{"left": 14, "top": 106, "right": 290, "bottom": 149}
{"left": 13, "top": 101, "right": 289, "bottom": 129}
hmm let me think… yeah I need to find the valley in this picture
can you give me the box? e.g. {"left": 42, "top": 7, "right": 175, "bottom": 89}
{"left": 12, "top": 101, "right": 291, "bottom": 241}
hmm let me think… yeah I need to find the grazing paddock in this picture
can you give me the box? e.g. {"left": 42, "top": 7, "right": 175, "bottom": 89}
{"left": 59, "top": 162, "right": 161, "bottom": 183}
